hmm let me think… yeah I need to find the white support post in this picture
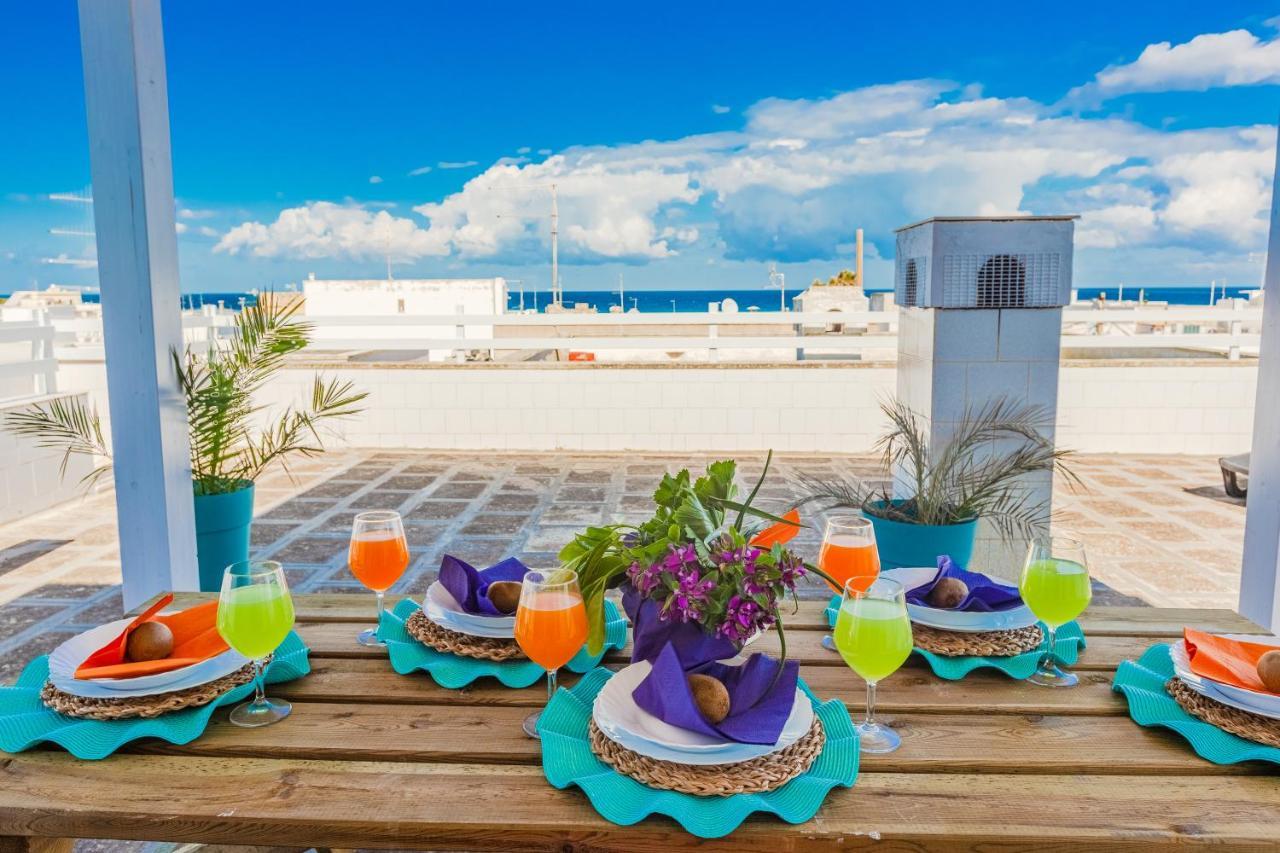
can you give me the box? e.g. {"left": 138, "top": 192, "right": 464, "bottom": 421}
{"left": 78, "top": 0, "right": 198, "bottom": 609}
{"left": 1240, "top": 124, "right": 1280, "bottom": 632}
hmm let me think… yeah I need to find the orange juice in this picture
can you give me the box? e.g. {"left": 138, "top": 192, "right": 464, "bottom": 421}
{"left": 349, "top": 531, "right": 410, "bottom": 591}
{"left": 515, "top": 592, "right": 588, "bottom": 671}
{"left": 819, "top": 534, "right": 881, "bottom": 594}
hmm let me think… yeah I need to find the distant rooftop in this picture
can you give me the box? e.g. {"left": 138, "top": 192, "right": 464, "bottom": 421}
{"left": 895, "top": 214, "right": 1080, "bottom": 232}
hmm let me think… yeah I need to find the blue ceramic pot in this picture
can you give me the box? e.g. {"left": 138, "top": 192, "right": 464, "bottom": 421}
{"left": 193, "top": 481, "right": 255, "bottom": 592}
{"left": 861, "top": 501, "right": 978, "bottom": 570}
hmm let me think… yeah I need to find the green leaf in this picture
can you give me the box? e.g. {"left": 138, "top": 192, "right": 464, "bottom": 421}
{"left": 734, "top": 449, "right": 773, "bottom": 530}
{"left": 707, "top": 497, "right": 805, "bottom": 529}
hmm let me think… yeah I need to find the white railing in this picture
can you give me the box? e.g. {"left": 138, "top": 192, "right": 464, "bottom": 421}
{"left": 299, "top": 307, "right": 1262, "bottom": 362}
{"left": 48, "top": 311, "right": 239, "bottom": 360}
{"left": 0, "top": 323, "right": 58, "bottom": 398}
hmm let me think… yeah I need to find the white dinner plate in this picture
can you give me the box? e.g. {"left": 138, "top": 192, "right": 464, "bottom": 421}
{"left": 47, "top": 617, "right": 249, "bottom": 699}
{"left": 423, "top": 581, "right": 515, "bottom": 639}
{"left": 1170, "top": 635, "right": 1280, "bottom": 720}
{"left": 591, "top": 660, "right": 814, "bottom": 764}
{"left": 882, "top": 567, "right": 1039, "bottom": 634}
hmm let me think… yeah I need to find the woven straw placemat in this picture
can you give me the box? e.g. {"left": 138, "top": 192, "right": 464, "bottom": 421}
{"left": 1166, "top": 677, "right": 1280, "bottom": 749}
{"left": 40, "top": 658, "right": 263, "bottom": 721}
{"left": 911, "top": 622, "right": 1044, "bottom": 657}
{"left": 588, "top": 716, "right": 825, "bottom": 797}
{"left": 406, "top": 609, "right": 527, "bottom": 662}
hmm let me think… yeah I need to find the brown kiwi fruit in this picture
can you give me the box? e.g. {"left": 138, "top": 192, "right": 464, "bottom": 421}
{"left": 687, "top": 673, "right": 731, "bottom": 724}
{"left": 486, "top": 580, "right": 522, "bottom": 615}
{"left": 925, "top": 577, "right": 969, "bottom": 609}
{"left": 1257, "top": 649, "right": 1280, "bottom": 694}
{"left": 125, "top": 621, "right": 174, "bottom": 662}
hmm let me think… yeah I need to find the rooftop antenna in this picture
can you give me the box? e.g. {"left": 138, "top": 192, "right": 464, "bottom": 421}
{"left": 551, "top": 183, "right": 560, "bottom": 306}
{"left": 768, "top": 262, "right": 786, "bottom": 310}
{"left": 617, "top": 272, "right": 624, "bottom": 309}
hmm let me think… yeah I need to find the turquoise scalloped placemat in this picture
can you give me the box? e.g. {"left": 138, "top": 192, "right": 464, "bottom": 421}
{"left": 1113, "top": 643, "right": 1280, "bottom": 766}
{"left": 378, "top": 598, "right": 627, "bottom": 688}
{"left": 824, "top": 595, "right": 1085, "bottom": 680}
{"left": 540, "top": 667, "right": 859, "bottom": 838}
{"left": 0, "top": 631, "right": 310, "bottom": 760}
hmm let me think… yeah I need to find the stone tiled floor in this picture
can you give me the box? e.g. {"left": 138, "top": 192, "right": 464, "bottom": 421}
{"left": 0, "top": 449, "right": 1249, "bottom": 684}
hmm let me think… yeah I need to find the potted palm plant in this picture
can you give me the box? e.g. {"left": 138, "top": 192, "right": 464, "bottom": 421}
{"left": 6, "top": 296, "right": 366, "bottom": 590}
{"left": 794, "top": 397, "right": 1078, "bottom": 570}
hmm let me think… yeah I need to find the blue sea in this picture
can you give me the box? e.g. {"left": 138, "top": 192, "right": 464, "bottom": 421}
{"left": 8, "top": 285, "right": 1260, "bottom": 313}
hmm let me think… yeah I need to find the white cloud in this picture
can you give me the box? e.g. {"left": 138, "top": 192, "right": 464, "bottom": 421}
{"left": 438, "top": 160, "right": 479, "bottom": 169}
{"left": 516, "top": 146, "right": 531, "bottom": 155}
{"left": 368, "top": 175, "right": 383, "bottom": 184}
{"left": 408, "top": 166, "right": 432, "bottom": 176}
{"left": 1067, "top": 28, "right": 1280, "bottom": 104}
{"left": 215, "top": 202, "right": 450, "bottom": 261}
{"left": 711, "top": 104, "right": 730, "bottom": 114}
{"left": 178, "top": 207, "right": 215, "bottom": 220}
{"left": 174, "top": 221, "right": 188, "bottom": 234}
{"left": 218, "top": 49, "right": 1276, "bottom": 269}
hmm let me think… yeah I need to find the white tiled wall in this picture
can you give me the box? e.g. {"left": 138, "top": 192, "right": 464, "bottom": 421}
{"left": 0, "top": 393, "right": 96, "bottom": 524}
{"left": 51, "top": 359, "right": 1259, "bottom": 456}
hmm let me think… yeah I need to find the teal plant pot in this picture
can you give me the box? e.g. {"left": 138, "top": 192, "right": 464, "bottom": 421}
{"left": 193, "top": 481, "right": 255, "bottom": 592}
{"left": 862, "top": 501, "right": 978, "bottom": 570}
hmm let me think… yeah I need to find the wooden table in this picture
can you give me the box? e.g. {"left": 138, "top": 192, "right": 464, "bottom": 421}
{"left": 1, "top": 594, "right": 1276, "bottom": 851}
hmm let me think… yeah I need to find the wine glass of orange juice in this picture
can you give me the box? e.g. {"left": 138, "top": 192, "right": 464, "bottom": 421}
{"left": 348, "top": 510, "right": 410, "bottom": 647}
{"left": 819, "top": 515, "right": 880, "bottom": 651}
{"left": 513, "top": 568, "right": 587, "bottom": 739}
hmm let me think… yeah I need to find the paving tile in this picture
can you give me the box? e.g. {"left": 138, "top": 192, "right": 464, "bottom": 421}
{"left": 483, "top": 493, "right": 541, "bottom": 513}
{"left": 407, "top": 500, "right": 472, "bottom": 521}
{"left": 24, "top": 583, "right": 111, "bottom": 602}
{"left": 498, "top": 475, "right": 555, "bottom": 493}
{"left": 460, "top": 513, "right": 529, "bottom": 536}
{"left": 251, "top": 522, "right": 298, "bottom": 548}
{"left": 273, "top": 536, "right": 351, "bottom": 566}
{"left": 257, "top": 499, "right": 339, "bottom": 523}
{"left": 557, "top": 485, "right": 606, "bottom": 503}
{"left": 441, "top": 540, "right": 512, "bottom": 567}
{"left": 541, "top": 504, "right": 605, "bottom": 526}
{"left": 65, "top": 592, "right": 126, "bottom": 628}
{"left": 432, "top": 482, "right": 488, "bottom": 499}
{"left": 0, "top": 630, "right": 79, "bottom": 684}
{"left": 525, "top": 526, "right": 582, "bottom": 553}
{"left": 349, "top": 491, "right": 417, "bottom": 511}
{"left": 0, "top": 603, "right": 68, "bottom": 642}
{"left": 299, "top": 479, "right": 367, "bottom": 499}
{"left": 0, "top": 539, "right": 72, "bottom": 578}
{"left": 382, "top": 475, "right": 438, "bottom": 491}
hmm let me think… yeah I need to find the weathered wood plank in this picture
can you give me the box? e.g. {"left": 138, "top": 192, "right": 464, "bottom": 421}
{"left": 145, "top": 593, "right": 1268, "bottom": 636}
{"left": 295, "top": 621, "right": 1179, "bottom": 672}
{"left": 277, "top": 657, "right": 1131, "bottom": 716}
{"left": 129, "top": 702, "right": 1267, "bottom": 776}
{"left": 0, "top": 754, "right": 1275, "bottom": 850}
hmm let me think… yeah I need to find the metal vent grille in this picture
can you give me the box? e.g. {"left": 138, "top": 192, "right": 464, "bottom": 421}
{"left": 895, "top": 256, "right": 927, "bottom": 307}
{"left": 941, "top": 253, "right": 1062, "bottom": 308}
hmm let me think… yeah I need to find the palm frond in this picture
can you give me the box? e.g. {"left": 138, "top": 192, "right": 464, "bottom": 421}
{"left": 4, "top": 397, "right": 112, "bottom": 485}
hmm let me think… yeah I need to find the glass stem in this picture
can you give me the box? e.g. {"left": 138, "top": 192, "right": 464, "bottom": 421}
{"left": 251, "top": 657, "right": 267, "bottom": 707}
{"left": 1041, "top": 625, "right": 1058, "bottom": 671}
{"left": 375, "top": 590, "right": 385, "bottom": 624}
{"left": 864, "top": 680, "right": 877, "bottom": 727}
{"left": 546, "top": 668, "right": 558, "bottom": 705}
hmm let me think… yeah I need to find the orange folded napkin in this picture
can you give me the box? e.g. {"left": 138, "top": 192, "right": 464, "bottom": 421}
{"left": 1184, "top": 628, "right": 1278, "bottom": 695}
{"left": 750, "top": 509, "right": 801, "bottom": 549}
{"left": 74, "top": 594, "right": 230, "bottom": 680}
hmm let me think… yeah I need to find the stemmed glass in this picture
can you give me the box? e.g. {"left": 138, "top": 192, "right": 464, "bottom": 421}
{"left": 833, "top": 576, "right": 912, "bottom": 754}
{"left": 1019, "top": 535, "right": 1092, "bottom": 688}
{"left": 348, "top": 510, "right": 410, "bottom": 646}
{"left": 819, "top": 515, "right": 881, "bottom": 652}
{"left": 216, "top": 559, "right": 296, "bottom": 728}
{"left": 513, "top": 569, "right": 587, "bottom": 739}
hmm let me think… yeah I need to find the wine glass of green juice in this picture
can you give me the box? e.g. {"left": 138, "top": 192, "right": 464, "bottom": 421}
{"left": 1019, "top": 536, "right": 1092, "bottom": 688}
{"left": 216, "top": 559, "right": 296, "bottom": 727}
{"left": 833, "top": 576, "right": 913, "bottom": 754}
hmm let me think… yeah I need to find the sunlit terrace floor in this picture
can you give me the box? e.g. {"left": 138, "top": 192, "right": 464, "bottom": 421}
{"left": 0, "top": 449, "right": 1247, "bottom": 684}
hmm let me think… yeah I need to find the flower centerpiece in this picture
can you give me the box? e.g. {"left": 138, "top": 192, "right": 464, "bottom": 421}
{"left": 560, "top": 453, "right": 826, "bottom": 660}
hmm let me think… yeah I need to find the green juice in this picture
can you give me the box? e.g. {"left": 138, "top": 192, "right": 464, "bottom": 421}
{"left": 217, "top": 584, "right": 295, "bottom": 659}
{"left": 834, "top": 598, "right": 913, "bottom": 683}
{"left": 1019, "top": 559, "right": 1092, "bottom": 628}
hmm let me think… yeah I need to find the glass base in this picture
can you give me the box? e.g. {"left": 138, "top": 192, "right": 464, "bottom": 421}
{"left": 228, "top": 696, "right": 292, "bottom": 728}
{"left": 522, "top": 710, "right": 542, "bottom": 739}
{"left": 357, "top": 627, "right": 385, "bottom": 647}
{"left": 855, "top": 720, "right": 901, "bottom": 754}
{"left": 821, "top": 634, "right": 838, "bottom": 653}
{"left": 1027, "top": 658, "right": 1079, "bottom": 688}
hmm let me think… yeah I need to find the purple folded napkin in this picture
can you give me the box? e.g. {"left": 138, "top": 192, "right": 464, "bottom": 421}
{"left": 632, "top": 641, "right": 799, "bottom": 745}
{"left": 622, "top": 584, "right": 738, "bottom": 666}
{"left": 905, "top": 555, "right": 1023, "bottom": 612}
{"left": 438, "top": 554, "right": 529, "bottom": 616}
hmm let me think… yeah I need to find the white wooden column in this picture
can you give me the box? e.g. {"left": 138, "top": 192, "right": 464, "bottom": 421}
{"left": 78, "top": 0, "right": 198, "bottom": 609}
{"left": 1240, "top": 124, "right": 1280, "bottom": 633}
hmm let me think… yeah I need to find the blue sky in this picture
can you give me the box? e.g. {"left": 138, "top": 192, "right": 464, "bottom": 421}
{"left": 1, "top": 1, "right": 1277, "bottom": 294}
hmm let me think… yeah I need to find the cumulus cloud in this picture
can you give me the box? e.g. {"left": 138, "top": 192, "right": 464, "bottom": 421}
{"left": 177, "top": 207, "right": 215, "bottom": 220}
{"left": 368, "top": 175, "right": 383, "bottom": 184}
{"left": 438, "top": 160, "right": 479, "bottom": 169}
{"left": 711, "top": 104, "right": 730, "bottom": 114}
{"left": 1067, "top": 28, "right": 1280, "bottom": 104}
{"left": 218, "top": 45, "right": 1276, "bottom": 268}
{"left": 408, "top": 165, "right": 432, "bottom": 176}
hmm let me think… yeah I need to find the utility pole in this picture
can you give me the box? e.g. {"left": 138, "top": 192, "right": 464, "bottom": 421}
{"left": 768, "top": 263, "right": 786, "bottom": 310}
{"left": 618, "top": 272, "right": 624, "bottom": 310}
